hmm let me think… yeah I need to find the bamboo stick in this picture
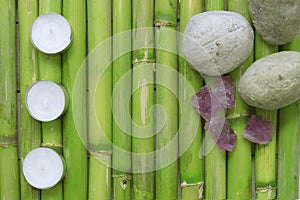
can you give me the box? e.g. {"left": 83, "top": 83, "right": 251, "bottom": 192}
{"left": 227, "top": 117, "right": 252, "bottom": 198}
{"left": 87, "top": 0, "right": 112, "bottom": 199}
{"left": 203, "top": 1, "right": 227, "bottom": 200}
{"left": 132, "top": 0, "right": 155, "bottom": 199}
{"left": 18, "top": 0, "right": 41, "bottom": 199}
{"left": 277, "top": 35, "right": 300, "bottom": 199}
{"left": 205, "top": 0, "right": 225, "bottom": 11}
{"left": 0, "top": 147, "right": 20, "bottom": 199}
{"left": 0, "top": 0, "right": 20, "bottom": 199}
{"left": 179, "top": 0, "right": 203, "bottom": 199}
{"left": 38, "top": 1, "right": 63, "bottom": 200}
{"left": 112, "top": 0, "right": 132, "bottom": 199}
{"left": 254, "top": 34, "right": 278, "bottom": 199}
{"left": 277, "top": 102, "right": 299, "bottom": 199}
{"left": 226, "top": 1, "right": 253, "bottom": 199}
{"left": 62, "top": 0, "right": 87, "bottom": 199}
{"left": 155, "top": 0, "right": 178, "bottom": 199}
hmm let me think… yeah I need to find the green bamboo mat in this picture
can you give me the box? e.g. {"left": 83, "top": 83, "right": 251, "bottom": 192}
{"left": 0, "top": 0, "right": 299, "bottom": 199}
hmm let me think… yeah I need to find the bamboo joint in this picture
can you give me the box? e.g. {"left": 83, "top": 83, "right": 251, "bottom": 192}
{"left": 256, "top": 185, "right": 277, "bottom": 199}
{"left": 89, "top": 150, "right": 112, "bottom": 156}
{"left": 132, "top": 58, "right": 155, "bottom": 65}
{"left": 181, "top": 181, "right": 204, "bottom": 199}
{"left": 154, "top": 21, "right": 177, "bottom": 27}
{"left": 41, "top": 142, "right": 63, "bottom": 148}
{"left": 0, "top": 135, "right": 18, "bottom": 147}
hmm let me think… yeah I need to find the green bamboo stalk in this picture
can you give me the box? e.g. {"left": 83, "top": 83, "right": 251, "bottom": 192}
{"left": 226, "top": 1, "right": 253, "bottom": 199}
{"left": 132, "top": 0, "right": 155, "bottom": 199}
{"left": 0, "top": 0, "right": 20, "bottom": 199}
{"left": 112, "top": 0, "right": 132, "bottom": 199}
{"left": 179, "top": 0, "right": 203, "bottom": 199}
{"left": 254, "top": 34, "right": 278, "bottom": 199}
{"left": 226, "top": 117, "right": 252, "bottom": 197}
{"left": 203, "top": 84, "right": 226, "bottom": 200}
{"left": 277, "top": 35, "right": 300, "bottom": 199}
{"left": 87, "top": 0, "right": 112, "bottom": 199}
{"left": 112, "top": 177, "right": 131, "bottom": 200}
{"left": 62, "top": 0, "right": 87, "bottom": 199}
{"left": 277, "top": 102, "right": 299, "bottom": 199}
{"left": 18, "top": 0, "right": 41, "bottom": 199}
{"left": 38, "top": 1, "right": 63, "bottom": 200}
{"left": 203, "top": 1, "right": 227, "bottom": 200}
{"left": 205, "top": 0, "right": 224, "bottom": 11}
{"left": 155, "top": 0, "right": 178, "bottom": 199}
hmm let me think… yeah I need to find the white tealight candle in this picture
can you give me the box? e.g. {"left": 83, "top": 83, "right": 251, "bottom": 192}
{"left": 23, "top": 148, "right": 65, "bottom": 189}
{"left": 26, "top": 80, "right": 68, "bottom": 122}
{"left": 31, "top": 13, "right": 71, "bottom": 54}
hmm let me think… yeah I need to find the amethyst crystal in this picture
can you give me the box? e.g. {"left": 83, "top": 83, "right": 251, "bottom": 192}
{"left": 191, "top": 85, "right": 222, "bottom": 121}
{"left": 205, "top": 117, "right": 237, "bottom": 151}
{"left": 242, "top": 115, "right": 274, "bottom": 144}
{"left": 214, "top": 75, "right": 235, "bottom": 108}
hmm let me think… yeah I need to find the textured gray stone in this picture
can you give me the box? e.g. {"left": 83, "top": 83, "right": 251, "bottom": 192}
{"left": 238, "top": 51, "right": 300, "bottom": 110}
{"left": 182, "top": 11, "right": 254, "bottom": 76}
{"left": 249, "top": 0, "right": 300, "bottom": 45}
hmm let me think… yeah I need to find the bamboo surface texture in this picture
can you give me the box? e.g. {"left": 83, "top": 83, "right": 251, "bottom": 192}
{"left": 18, "top": 0, "right": 42, "bottom": 199}
{"left": 179, "top": 1, "right": 203, "bottom": 199}
{"left": 204, "top": 1, "right": 226, "bottom": 200}
{"left": 277, "top": 35, "right": 300, "bottom": 199}
{"left": 254, "top": 34, "right": 278, "bottom": 199}
{"left": 227, "top": 0, "right": 253, "bottom": 199}
{"left": 0, "top": 0, "right": 20, "bottom": 199}
{"left": 155, "top": 0, "right": 178, "bottom": 199}
{"left": 87, "top": 0, "right": 112, "bottom": 199}
{"left": 38, "top": 1, "right": 63, "bottom": 200}
{"left": 62, "top": 0, "right": 87, "bottom": 199}
{"left": 132, "top": 0, "right": 155, "bottom": 199}
{"left": 112, "top": 0, "right": 132, "bottom": 199}
{"left": 0, "top": 1, "right": 299, "bottom": 200}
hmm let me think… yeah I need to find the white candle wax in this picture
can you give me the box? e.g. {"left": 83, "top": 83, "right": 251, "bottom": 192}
{"left": 31, "top": 13, "right": 71, "bottom": 54}
{"left": 26, "top": 80, "right": 67, "bottom": 122}
{"left": 23, "top": 148, "right": 65, "bottom": 189}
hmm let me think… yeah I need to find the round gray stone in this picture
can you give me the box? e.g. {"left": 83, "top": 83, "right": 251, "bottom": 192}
{"left": 238, "top": 51, "right": 300, "bottom": 110}
{"left": 249, "top": 0, "right": 300, "bottom": 45}
{"left": 182, "top": 11, "right": 254, "bottom": 76}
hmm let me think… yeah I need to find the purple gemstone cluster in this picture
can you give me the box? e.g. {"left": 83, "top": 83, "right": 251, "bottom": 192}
{"left": 192, "top": 76, "right": 274, "bottom": 151}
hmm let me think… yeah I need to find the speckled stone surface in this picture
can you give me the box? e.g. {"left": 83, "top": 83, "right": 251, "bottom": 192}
{"left": 182, "top": 11, "right": 253, "bottom": 76}
{"left": 249, "top": 0, "right": 300, "bottom": 45}
{"left": 238, "top": 51, "right": 300, "bottom": 110}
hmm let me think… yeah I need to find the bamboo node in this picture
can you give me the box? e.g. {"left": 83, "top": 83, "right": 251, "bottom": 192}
{"left": 226, "top": 112, "right": 250, "bottom": 119}
{"left": 256, "top": 185, "right": 277, "bottom": 199}
{"left": 132, "top": 58, "right": 155, "bottom": 65}
{"left": 0, "top": 135, "right": 18, "bottom": 147}
{"left": 154, "top": 20, "right": 177, "bottom": 28}
{"left": 112, "top": 175, "right": 132, "bottom": 180}
{"left": 181, "top": 181, "right": 204, "bottom": 199}
{"left": 41, "top": 142, "right": 63, "bottom": 148}
{"left": 0, "top": 142, "right": 17, "bottom": 148}
{"left": 89, "top": 150, "right": 112, "bottom": 156}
